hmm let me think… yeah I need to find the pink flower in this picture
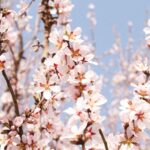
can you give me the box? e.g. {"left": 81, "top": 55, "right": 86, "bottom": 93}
{"left": 33, "top": 72, "right": 61, "bottom": 100}
{"left": 13, "top": 116, "right": 24, "bottom": 127}
{"left": 63, "top": 25, "right": 82, "bottom": 43}
{"left": 134, "top": 58, "right": 149, "bottom": 72}
{"left": 49, "top": 28, "right": 68, "bottom": 51}
{"left": 107, "top": 133, "right": 121, "bottom": 150}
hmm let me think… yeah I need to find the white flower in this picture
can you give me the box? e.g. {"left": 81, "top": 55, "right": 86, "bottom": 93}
{"left": 107, "top": 133, "right": 121, "bottom": 150}
{"left": 133, "top": 103, "right": 150, "bottom": 129}
{"left": 64, "top": 97, "right": 87, "bottom": 120}
{"left": 33, "top": 73, "right": 60, "bottom": 100}
{"left": 134, "top": 58, "right": 149, "bottom": 72}
{"left": 12, "top": 135, "right": 21, "bottom": 145}
{"left": 49, "top": 28, "right": 68, "bottom": 51}
{"left": 83, "top": 91, "right": 107, "bottom": 111}
{"left": 13, "top": 116, "right": 24, "bottom": 127}
{"left": 63, "top": 25, "right": 82, "bottom": 43}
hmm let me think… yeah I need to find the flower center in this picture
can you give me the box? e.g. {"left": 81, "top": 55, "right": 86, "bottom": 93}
{"left": 135, "top": 111, "right": 145, "bottom": 121}
{"left": 0, "top": 60, "right": 5, "bottom": 70}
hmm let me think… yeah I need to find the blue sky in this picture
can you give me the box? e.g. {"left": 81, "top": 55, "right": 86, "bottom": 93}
{"left": 71, "top": 0, "right": 150, "bottom": 54}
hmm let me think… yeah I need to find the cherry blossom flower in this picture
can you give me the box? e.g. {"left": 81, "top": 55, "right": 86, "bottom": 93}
{"left": 1, "top": 0, "right": 150, "bottom": 149}
{"left": 48, "top": 0, "right": 73, "bottom": 24}
{"left": 33, "top": 73, "right": 61, "bottom": 100}
{"left": 49, "top": 28, "right": 68, "bottom": 51}
{"left": 63, "top": 25, "right": 82, "bottom": 43}
{"left": 13, "top": 116, "right": 24, "bottom": 127}
{"left": 134, "top": 58, "right": 149, "bottom": 72}
{"left": 64, "top": 97, "right": 88, "bottom": 121}
{"left": 107, "top": 133, "right": 121, "bottom": 150}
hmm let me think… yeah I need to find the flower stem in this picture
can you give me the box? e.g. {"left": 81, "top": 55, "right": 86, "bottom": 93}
{"left": 82, "top": 142, "right": 85, "bottom": 150}
{"left": 99, "top": 129, "right": 109, "bottom": 150}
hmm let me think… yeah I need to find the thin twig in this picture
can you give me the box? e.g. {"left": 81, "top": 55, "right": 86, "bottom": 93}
{"left": 81, "top": 142, "right": 85, "bottom": 150}
{"left": 2, "top": 70, "right": 20, "bottom": 115}
{"left": 99, "top": 129, "right": 109, "bottom": 150}
{"left": 19, "top": 0, "right": 36, "bottom": 17}
{"left": 2, "top": 70, "right": 23, "bottom": 136}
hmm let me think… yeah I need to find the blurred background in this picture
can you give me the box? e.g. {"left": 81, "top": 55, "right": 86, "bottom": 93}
{"left": 71, "top": 0, "right": 149, "bottom": 54}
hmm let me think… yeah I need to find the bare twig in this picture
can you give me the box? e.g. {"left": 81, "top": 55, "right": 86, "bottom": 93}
{"left": 2, "top": 70, "right": 23, "bottom": 136}
{"left": 99, "top": 129, "right": 109, "bottom": 150}
{"left": 2, "top": 70, "right": 20, "bottom": 115}
{"left": 81, "top": 142, "right": 85, "bottom": 150}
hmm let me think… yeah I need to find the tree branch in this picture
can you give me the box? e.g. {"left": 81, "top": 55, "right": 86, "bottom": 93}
{"left": 40, "top": 0, "right": 57, "bottom": 59}
{"left": 99, "top": 129, "right": 109, "bottom": 150}
{"left": 81, "top": 142, "right": 85, "bottom": 150}
{"left": 2, "top": 70, "right": 23, "bottom": 136}
{"left": 2, "top": 70, "right": 20, "bottom": 115}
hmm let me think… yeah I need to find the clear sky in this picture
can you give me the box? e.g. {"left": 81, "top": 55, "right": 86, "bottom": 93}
{"left": 71, "top": 0, "right": 150, "bottom": 54}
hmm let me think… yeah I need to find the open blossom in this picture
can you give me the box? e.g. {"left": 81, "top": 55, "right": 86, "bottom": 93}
{"left": 64, "top": 97, "right": 88, "bottom": 121}
{"left": 33, "top": 72, "right": 61, "bottom": 100}
{"left": 48, "top": 0, "right": 73, "bottom": 24}
{"left": 49, "top": 0, "right": 73, "bottom": 15}
{"left": 66, "top": 43, "right": 95, "bottom": 63}
{"left": 118, "top": 126, "right": 142, "bottom": 150}
{"left": 107, "top": 133, "right": 121, "bottom": 150}
{"left": 120, "top": 97, "right": 150, "bottom": 129}
{"left": 134, "top": 58, "right": 149, "bottom": 72}
{"left": 49, "top": 28, "right": 68, "bottom": 51}
{"left": 1, "top": 0, "right": 150, "bottom": 149}
{"left": 49, "top": 25, "right": 82, "bottom": 47}
{"left": 63, "top": 25, "right": 82, "bottom": 43}
{"left": 133, "top": 83, "right": 150, "bottom": 98}
{"left": 13, "top": 116, "right": 24, "bottom": 127}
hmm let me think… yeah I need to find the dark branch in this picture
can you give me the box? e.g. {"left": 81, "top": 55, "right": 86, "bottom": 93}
{"left": 2, "top": 70, "right": 23, "bottom": 136}
{"left": 99, "top": 129, "right": 109, "bottom": 150}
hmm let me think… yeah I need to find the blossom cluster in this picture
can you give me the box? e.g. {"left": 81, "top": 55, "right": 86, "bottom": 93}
{"left": 118, "top": 59, "right": 150, "bottom": 149}
{"left": 0, "top": 0, "right": 150, "bottom": 150}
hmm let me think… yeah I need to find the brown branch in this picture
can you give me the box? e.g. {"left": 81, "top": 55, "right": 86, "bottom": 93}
{"left": 40, "top": 0, "right": 57, "bottom": 59}
{"left": 2, "top": 70, "right": 23, "bottom": 136}
{"left": 81, "top": 142, "right": 85, "bottom": 150}
{"left": 13, "top": 22, "right": 24, "bottom": 96}
{"left": 15, "top": 30, "right": 24, "bottom": 74}
{"left": 99, "top": 129, "right": 109, "bottom": 150}
{"left": 2, "top": 70, "right": 20, "bottom": 115}
{"left": 40, "top": 0, "right": 51, "bottom": 59}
